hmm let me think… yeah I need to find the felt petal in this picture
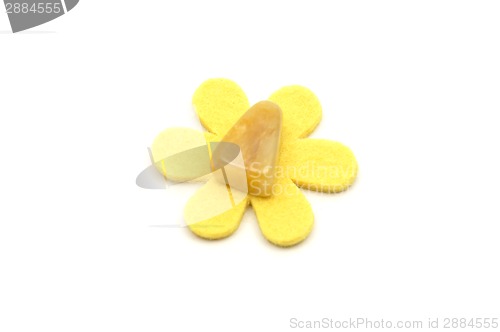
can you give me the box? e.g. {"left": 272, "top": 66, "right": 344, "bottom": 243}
{"left": 151, "top": 127, "right": 212, "bottom": 182}
{"left": 268, "top": 85, "right": 322, "bottom": 140}
{"left": 280, "top": 139, "right": 358, "bottom": 193}
{"left": 192, "top": 78, "right": 250, "bottom": 136}
{"left": 185, "top": 173, "right": 249, "bottom": 240}
{"left": 250, "top": 178, "right": 314, "bottom": 247}
{"left": 204, "top": 131, "right": 221, "bottom": 143}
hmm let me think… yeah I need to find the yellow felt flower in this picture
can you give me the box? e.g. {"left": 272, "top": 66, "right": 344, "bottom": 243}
{"left": 151, "top": 78, "right": 358, "bottom": 247}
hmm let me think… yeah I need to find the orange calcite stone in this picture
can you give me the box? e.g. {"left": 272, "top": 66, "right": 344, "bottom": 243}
{"left": 212, "top": 101, "right": 282, "bottom": 197}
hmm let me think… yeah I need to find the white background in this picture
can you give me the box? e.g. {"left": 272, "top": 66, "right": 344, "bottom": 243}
{"left": 1, "top": 1, "right": 499, "bottom": 331}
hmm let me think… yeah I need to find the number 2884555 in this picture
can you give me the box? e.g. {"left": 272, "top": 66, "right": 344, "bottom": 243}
{"left": 5, "top": 2, "right": 62, "bottom": 14}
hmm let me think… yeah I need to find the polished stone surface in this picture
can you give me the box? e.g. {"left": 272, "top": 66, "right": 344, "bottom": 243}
{"left": 212, "top": 101, "right": 283, "bottom": 197}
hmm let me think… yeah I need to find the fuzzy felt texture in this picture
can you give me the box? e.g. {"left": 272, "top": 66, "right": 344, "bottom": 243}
{"left": 280, "top": 139, "right": 358, "bottom": 193}
{"left": 192, "top": 79, "right": 250, "bottom": 136}
{"left": 250, "top": 177, "right": 314, "bottom": 247}
{"left": 268, "top": 85, "right": 322, "bottom": 142}
{"left": 184, "top": 176, "right": 249, "bottom": 240}
{"left": 151, "top": 127, "right": 208, "bottom": 182}
{"left": 151, "top": 78, "right": 358, "bottom": 247}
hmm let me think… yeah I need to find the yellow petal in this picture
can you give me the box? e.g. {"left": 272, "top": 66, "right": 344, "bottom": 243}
{"left": 185, "top": 173, "right": 249, "bottom": 240}
{"left": 268, "top": 85, "right": 322, "bottom": 141}
{"left": 192, "top": 78, "right": 250, "bottom": 136}
{"left": 280, "top": 139, "right": 358, "bottom": 193}
{"left": 250, "top": 178, "right": 314, "bottom": 247}
{"left": 151, "top": 127, "right": 211, "bottom": 182}
{"left": 204, "top": 131, "right": 221, "bottom": 143}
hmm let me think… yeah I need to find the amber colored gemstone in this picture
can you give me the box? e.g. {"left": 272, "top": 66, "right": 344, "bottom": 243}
{"left": 211, "top": 101, "right": 283, "bottom": 197}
